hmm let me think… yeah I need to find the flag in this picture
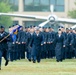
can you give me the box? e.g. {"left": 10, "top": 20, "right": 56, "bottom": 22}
{"left": 9, "top": 25, "right": 22, "bottom": 34}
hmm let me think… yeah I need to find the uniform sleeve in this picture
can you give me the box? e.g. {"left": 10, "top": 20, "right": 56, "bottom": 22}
{"left": 7, "top": 34, "right": 13, "bottom": 42}
{"left": 51, "top": 32, "right": 56, "bottom": 43}
{"left": 17, "top": 31, "right": 21, "bottom": 42}
{"left": 70, "top": 33, "right": 74, "bottom": 45}
{"left": 29, "top": 34, "right": 34, "bottom": 47}
{"left": 47, "top": 32, "right": 51, "bottom": 43}
{"left": 40, "top": 32, "right": 44, "bottom": 45}
{"left": 21, "top": 31, "right": 26, "bottom": 43}
{"left": 43, "top": 32, "right": 47, "bottom": 43}
{"left": 54, "top": 33, "right": 57, "bottom": 45}
{"left": 63, "top": 35, "right": 66, "bottom": 46}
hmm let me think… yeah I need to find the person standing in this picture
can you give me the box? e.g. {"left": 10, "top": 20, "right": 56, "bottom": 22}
{"left": 55, "top": 29, "right": 65, "bottom": 62}
{"left": 66, "top": 28, "right": 74, "bottom": 59}
{"left": 8, "top": 26, "right": 13, "bottom": 61}
{"left": 49, "top": 27, "right": 56, "bottom": 58}
{"left": 17, "top": 26, "right": 26, "bottom": 59}
{"left": 73, "top": 29, "right": 76, "bottom": 58}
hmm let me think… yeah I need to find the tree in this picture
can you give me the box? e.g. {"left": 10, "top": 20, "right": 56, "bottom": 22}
{"left": 0, "top": 0, "right": 13, "bottom": 28}
{"left": 68, "top": 2, "right": 76, "bottom": 18}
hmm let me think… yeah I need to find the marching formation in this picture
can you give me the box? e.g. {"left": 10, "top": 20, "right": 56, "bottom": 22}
{"left": 0, "top": 24, "right": 76, "bottom": 70}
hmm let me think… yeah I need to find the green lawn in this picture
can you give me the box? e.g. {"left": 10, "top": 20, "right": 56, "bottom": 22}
{"left": 0, "top": 58, "right": 76, "bottom": 75}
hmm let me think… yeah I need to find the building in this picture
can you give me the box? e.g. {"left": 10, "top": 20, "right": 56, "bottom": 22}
{"left": 9, "top": 0, "right": 76, "bottom": 29}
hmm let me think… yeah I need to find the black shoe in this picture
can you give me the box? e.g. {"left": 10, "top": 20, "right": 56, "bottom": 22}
{"left": 28, "top": 59, "right": 31, "bottom": 62}
{"left": 0, "top": 67, "right": 1, "bottom": 70}
{"left": 56, "top": 60, "right": 59, "bottom": 62}
{"left": 60, "top": 59, "right": 63, "bottom": 62}
{"left": 37, "top": 60, "right": 40, "bottom": 63}
{"left": 5, "top": 60, "right": 9, "bottom": 66}
{"left": 33, "top": 61, "right": 36, "bottom": 63}
{"left": 37, "top": 61, "right": 40, "bottom": 63}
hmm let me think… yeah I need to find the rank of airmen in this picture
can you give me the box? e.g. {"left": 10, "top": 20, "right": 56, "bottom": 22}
{"left": 0, "top": 24, "right": 76, "bottom": 70}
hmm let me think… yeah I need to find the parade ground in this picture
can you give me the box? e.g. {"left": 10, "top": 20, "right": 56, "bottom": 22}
{"left": 0, "top": 59, "right": 76, "bottom": 75}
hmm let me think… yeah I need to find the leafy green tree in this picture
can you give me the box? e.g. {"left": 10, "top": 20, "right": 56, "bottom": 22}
{"left": 68, "top": 2, "right": 76, "bottom": 18}
{"left": 0, "top": 0, "right": 13, "bottom": 28}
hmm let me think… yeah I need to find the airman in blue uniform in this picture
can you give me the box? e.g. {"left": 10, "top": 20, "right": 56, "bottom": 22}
{"left": 55, "top": 28, "right": 65, "bottom": 62}
{"left": 0, "top": 26, "right": 9, "bottom": 70}
{"left": 30, "top": 27, "right": 43, "bottom": 63}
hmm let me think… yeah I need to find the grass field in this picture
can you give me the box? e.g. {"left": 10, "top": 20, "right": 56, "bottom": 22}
{"left": 0, "top": 58, "right": 76, "bottom": 75}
